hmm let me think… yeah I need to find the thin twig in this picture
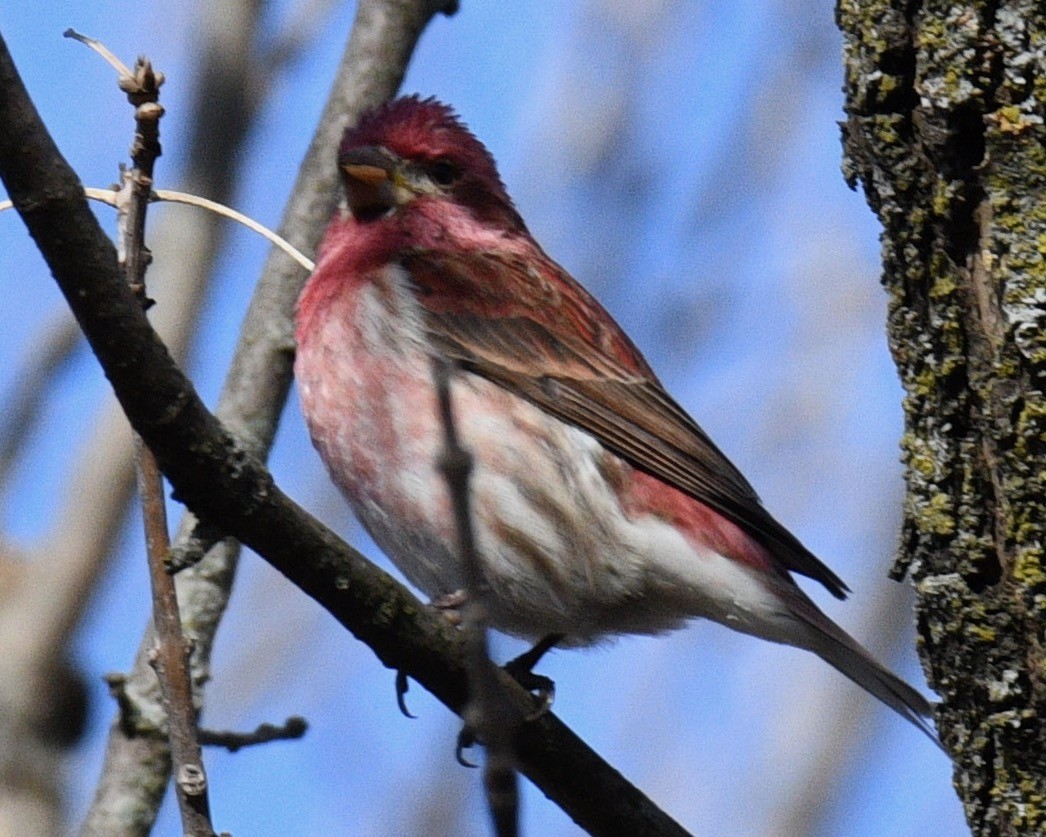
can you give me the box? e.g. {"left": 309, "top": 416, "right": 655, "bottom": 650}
{"left": 77, "top": 3, "right": 273, "bottom": 829}
{"left": 198, "top": 716, "right": 308, "bottom": 752}
{"left": 80, "top": 187, "right": 314, "bottom": 271}
{"left": 136, "top": 439, "right": 215, "bottom": 836}
{"left": 432, "top": 358, "right": 520, "bottom": 837}
{"left": 63, "top": 29, "right": 133, "bottom": 78}
{"left": 83, "top": 33, "right": 217, "bottom": 835}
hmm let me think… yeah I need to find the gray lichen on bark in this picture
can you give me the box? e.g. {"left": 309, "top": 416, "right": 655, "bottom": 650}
{"left": 838, "top": 0, "right": 1046, "bottom": 833}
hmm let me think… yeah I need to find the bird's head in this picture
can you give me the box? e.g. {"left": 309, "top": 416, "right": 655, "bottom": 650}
{"left": 337, "top": 96, "right": 523, "bottom": 231}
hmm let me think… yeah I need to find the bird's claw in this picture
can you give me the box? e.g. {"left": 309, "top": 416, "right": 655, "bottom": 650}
{"left": 504, "top": 661, "right": 556, "bottom": 720}
{"left": 395, "top": 670, "right": 416, "bottom": 719}
{"left": 455, "top": 723, "right": 479, "bottom": 768}
{"left": 504, "top": 633, "right": 562, "bottom": 719}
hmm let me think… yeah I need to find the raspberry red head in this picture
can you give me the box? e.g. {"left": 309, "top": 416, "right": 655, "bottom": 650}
{"left": 339, "top": 95, "right": 514, "bottom": 218}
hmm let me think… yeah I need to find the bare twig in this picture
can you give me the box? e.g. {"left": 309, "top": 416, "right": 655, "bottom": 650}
{"left": 62, "top": 29, "right": 132, "bottom": 78}
{"left": 78, "top": 1, "right": 281, "bottom": 830}
{"left": 93, "top": 38, "right": 218, "bottom": 836}
{"left": 76, "top": 187, "right": 315, "bottom": 271}
{"left": 114, "top": 62, "right": 163, "bottom": 297}
{"left": 137, "top": 440, "right": 215, "bottom": 836}
{"left": 432, "top": 357, "right": 520, "bottom": 837}
{"left": 198, "top": 716, "right": 308, "bottom": 752}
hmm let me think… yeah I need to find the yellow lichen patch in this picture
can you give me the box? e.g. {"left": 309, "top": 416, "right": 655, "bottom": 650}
{"left": 988, "top": 106, "right": 1035, "bottom": 136}
{"left": 918, "top": 492, "right": 958, "bottom": 536}
{"left": 965, "top": 622, "right": 998, "bottom": 643}
{"left": 1012, "top": 550, "right": 1046, "bottom": 588}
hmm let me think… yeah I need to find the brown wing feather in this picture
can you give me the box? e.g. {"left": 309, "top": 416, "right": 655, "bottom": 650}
{"left": 402, "top": 248, "right": 850, "bottom": 598}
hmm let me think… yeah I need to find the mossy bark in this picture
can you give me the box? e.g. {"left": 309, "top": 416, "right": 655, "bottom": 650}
{"left": 838, "top": 1, "right": 1046, "bottom": 833}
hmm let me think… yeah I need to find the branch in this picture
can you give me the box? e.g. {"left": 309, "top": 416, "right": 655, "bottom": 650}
{"left": 198, "top": 717, "right": 308, "bottom": 753}
{"left": 0, "top": 26, "right": 690, "bottom": 837}
{"left": 433, "top": 358, "right": 520, "bottom": 837}
{"left": 96, "top": 40, "right": 217, "bottom": 835}
{"left": 84, "top": 0, "right": 460, "bottom": 832}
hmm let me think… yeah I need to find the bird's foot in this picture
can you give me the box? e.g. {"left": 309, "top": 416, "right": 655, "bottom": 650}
{"left": 455, "top": 635, "right": 564, "bottom": 764}
{"left": 430, "top": 589, "right": 468, "bottom": 626}
{"left": 504, "top": 634, "right": 563, "bottom": 719}
{"left": 393, "top": 589, "right": 468, "bottom": 717}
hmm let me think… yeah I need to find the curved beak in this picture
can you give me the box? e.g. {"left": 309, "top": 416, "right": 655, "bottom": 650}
{"left": 338, "top": 145, "right": 398, "bottom": 219}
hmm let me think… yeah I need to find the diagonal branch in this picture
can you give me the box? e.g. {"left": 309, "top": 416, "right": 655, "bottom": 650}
{"left": 0, "top": 25, "right": 690, "bottom": 837}
{"left": 83, "top": 0, "right": 460, "bottom": 832}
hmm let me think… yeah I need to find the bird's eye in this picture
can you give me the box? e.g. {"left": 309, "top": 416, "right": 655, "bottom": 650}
{"left": 429, "top": 159, "right": 461, "bottom": 187}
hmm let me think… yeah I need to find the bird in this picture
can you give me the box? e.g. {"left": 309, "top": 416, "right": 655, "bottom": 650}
{"left": 294, "top": 94, "right": 939, "bottom": 745}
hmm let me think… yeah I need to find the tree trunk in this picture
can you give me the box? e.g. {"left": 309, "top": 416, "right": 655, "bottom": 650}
{"left": 838, "top": 1, "right": 1046, "bottom": 834}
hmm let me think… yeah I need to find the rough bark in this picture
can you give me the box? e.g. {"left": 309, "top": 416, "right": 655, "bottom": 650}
{"left": 838, "top": 1, "right": 1046, "bottom": 834}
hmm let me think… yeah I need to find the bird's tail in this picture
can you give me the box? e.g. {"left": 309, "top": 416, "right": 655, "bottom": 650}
{"left": 781, "top": 587, "right": 943, "bottom": 750}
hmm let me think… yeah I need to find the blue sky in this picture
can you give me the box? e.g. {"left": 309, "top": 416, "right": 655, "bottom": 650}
{"left": 0, "top": 2, "right": 965, "bottom": 834}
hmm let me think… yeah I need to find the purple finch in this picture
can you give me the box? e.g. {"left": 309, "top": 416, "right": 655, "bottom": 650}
{"left": 295, "top": 95, "right": 937, "bottom": 744}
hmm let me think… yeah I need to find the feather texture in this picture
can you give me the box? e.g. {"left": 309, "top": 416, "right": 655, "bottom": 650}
{"left": 294, "top": 95, "right": 940, "bottom": 747}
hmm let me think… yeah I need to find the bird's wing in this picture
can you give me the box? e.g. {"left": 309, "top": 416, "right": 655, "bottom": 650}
{"left": 402, "top": 247, "right": 849, "bottom": 598}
